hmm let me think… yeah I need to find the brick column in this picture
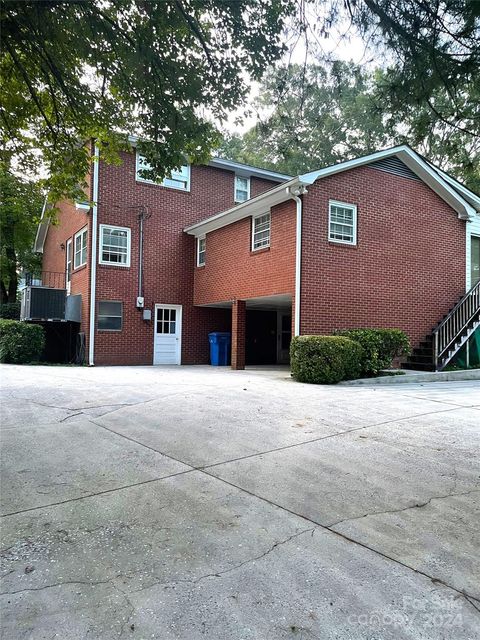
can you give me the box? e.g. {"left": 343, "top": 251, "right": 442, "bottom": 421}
{"left": 231, "top": 300, "right": 246, "bottom": 370}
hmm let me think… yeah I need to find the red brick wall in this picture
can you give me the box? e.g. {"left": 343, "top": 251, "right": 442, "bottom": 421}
{"left": 300, "top": 165, "right": 466, "bottom": 347}
{"left": 193, "top": 199, "right": 297, "bottom": 305}
{"left": 93, "top": 151, "right": 276, "bottom": 364}
{"left": 42, "top": 194, "right": 92, "bottom": 350}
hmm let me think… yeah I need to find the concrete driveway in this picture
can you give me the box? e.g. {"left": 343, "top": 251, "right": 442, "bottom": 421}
{"left": 1, "top": 364, "right": 479, "bottom": 639}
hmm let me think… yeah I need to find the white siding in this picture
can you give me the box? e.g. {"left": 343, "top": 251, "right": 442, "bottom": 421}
{"left": 466, "top": 213, "right": 480, "bottom": 290}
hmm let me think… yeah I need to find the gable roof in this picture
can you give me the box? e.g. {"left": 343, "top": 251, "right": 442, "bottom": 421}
{"left": 184, "top": 145, "right": 479, "bottom": 237}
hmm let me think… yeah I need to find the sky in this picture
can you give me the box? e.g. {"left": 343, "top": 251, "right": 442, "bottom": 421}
{"left": 225, "top": 12, "right": 372, "bottom": 134}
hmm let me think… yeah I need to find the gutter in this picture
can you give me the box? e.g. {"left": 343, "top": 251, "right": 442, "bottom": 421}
{"left": 88, "top": 145, "right": 100, "bottom": 366}
{"left": 287, "top": 185, "right": 308, "bottom": 337}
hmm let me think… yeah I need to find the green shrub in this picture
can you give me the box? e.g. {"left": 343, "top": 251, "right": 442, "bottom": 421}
{"left": 0, "top": 302, "right": 21, "bottom": 320}
{"left": 290, "top": 335, "right": 364, "bottom": 384}
{"left": 334, "top": 328, "right": 410, "bottom": 376}
{"left": 0, "top": 320, "right": 45, "bottom": 364}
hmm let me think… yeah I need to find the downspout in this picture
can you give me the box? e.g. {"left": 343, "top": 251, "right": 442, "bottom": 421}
{"left": 288, "top": 186, "right": 307, "bottom": 337}
{"left": 88, "top": 144, "right": 100, "bottom": 365}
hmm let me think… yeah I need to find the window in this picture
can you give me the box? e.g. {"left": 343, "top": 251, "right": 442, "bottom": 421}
{"left": 235, "top": 176, "right": 250, "bottom": 203}
{"left": 328, "top": 200, "right": 357, "bottom": 245}
{"left": 472, "top": 235, "right": 480, "bottom": 286}
{"left": 66, "top": 239, "right": 72, "bottom": 293}
{"left": 252, "top": 212, "right": 271, "bottom": 251}
{"left": 74, "top": 227, "right": 88, "bottom": 268}
{"left": 98, "top": 301, "right": 122, "bottom": 331}
{"left": 136, "top": 152, "right": 190, "bottom": 191}
{"left": 156, "top": 307, "right": 177, "bottom": 334}
{"left": 99, "top": 225, "right": 131, "bottom": 267}
{"left": 197, "top": 236, "right": 206, "bottom": 267}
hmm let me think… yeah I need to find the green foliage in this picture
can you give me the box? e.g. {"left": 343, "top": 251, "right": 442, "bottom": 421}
{"left": 1, "top": 0, "right": 295, "bottom": 202}
{"left": 0, "top": 319, "right": 45, "bottom": 364}
{"left": 0, "top": 167, "right": 44, "bottom": 303}
{"left": 334, "top": 329, "right": 411, "bottom": 376}
{"left": 290, "top": 335, "right": 364, "bottom": 384}
{"left": 218, "top": 62, "right": 479, "bottom": 191}
{"left": 0, "top": 302, "right": 21, "bottom": 320}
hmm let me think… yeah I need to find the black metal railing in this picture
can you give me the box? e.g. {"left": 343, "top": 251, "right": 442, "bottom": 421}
{"left": 25, "top": 271, "right": 66, "bottom": 290}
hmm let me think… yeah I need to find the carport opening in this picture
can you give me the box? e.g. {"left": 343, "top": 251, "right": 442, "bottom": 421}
{"left": 246, "top": 308, "right": 292, "bottom": 366}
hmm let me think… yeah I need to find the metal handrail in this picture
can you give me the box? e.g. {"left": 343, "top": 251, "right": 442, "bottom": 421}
{"left": 433, "top": 280, "right": 480, "bottom": 370}
{"left": 25, "top": 271, "right": 66, "bottom": 289}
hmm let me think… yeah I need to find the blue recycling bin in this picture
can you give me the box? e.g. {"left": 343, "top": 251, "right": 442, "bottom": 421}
{"left": 209, "top": 332, "right": 231, "bottom": 366}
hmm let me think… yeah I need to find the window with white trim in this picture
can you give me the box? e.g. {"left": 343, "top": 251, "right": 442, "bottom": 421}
{"left": 252, "top": 212, "right": 271, "bottom": 251}
{"left": 235, "top": 175, "right": 250, "bottom": 203}
{"left": 328, "top": 201, "right": 357, "bottom": 245}
{"left": 98, "top": 301, "right": 122, "bottom": 331}
{"left": 74, "top": 227, "right": 88, "bottom": 268}
{"left": 136, "top": 152, "right": 190, "bottom": 191}
{"left": 197, "top": 236, "right": 206, "bottom": 267}
{"left": 99, "top": 225, "right": 131, "bottom": 267}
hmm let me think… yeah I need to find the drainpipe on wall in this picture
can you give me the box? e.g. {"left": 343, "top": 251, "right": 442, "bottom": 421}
{"left": 288, "top": 185, "right": 307, "bottom": 337}
{"left": 88, "top": 144, "right": 100, "bottom": 366}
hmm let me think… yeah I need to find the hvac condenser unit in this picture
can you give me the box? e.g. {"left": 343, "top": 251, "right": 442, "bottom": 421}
{"left": 21, "top": 286, "right": 67, "bottom": 321}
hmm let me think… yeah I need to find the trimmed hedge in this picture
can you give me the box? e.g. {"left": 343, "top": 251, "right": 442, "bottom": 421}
{"left": 0, "top": 302, "right": 21, "bottom": 320}
{"left": 290, "top": 335, "right": 364, "bottom": 384}
{"left": 334, "top": 328, "right": 410, "bottom": 376}
{"left": 0, "top": 320, "right": 45, "bottom": 364}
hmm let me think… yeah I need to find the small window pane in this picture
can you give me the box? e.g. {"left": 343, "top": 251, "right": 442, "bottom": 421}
{"left": 235, "top": 176, "right": 250, "bottom": 202}
{"left": 253, "top": 213, "right": 270, "bottom": 250}
{"left": 329, "top": 202, "right": 356, "bottom": 244}
{"left": 98, "top": 301, "right": 122, "bottom": 331}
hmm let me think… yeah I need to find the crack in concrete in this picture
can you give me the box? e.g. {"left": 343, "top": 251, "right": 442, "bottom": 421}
{"left": 0, "top": 578, "right": 111, "bottom": 596}
{"left": 199, "top": 467, "right": 480, "bottom": 608}
{"left": 326, "top": 489, "right": 480, "bottom": 528}
{"left": 133, "top": 527, "right": 316, "bottom": 594}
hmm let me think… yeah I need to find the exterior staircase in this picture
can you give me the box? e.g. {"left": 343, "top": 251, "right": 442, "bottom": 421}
{"left": 403, "top": 280, "right": 480, "bottom": 371}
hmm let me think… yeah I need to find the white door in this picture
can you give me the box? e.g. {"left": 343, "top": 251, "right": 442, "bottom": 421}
{"left": 153, "top": 304, "right": 182, "bottom": 365}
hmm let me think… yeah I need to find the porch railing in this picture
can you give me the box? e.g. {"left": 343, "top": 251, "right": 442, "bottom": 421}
{"left": 25, "top": 271, "right": 66, "bottom": 290}
{"left": 433, "top": 280, "right": 480, "bottom": 370}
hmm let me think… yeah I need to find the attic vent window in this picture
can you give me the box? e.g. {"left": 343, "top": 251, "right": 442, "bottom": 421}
{"left": 328, "top": 201, "right": 357, "bottom": 245}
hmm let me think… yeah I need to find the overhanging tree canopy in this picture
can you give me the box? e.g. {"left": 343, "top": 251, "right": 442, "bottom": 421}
{"left": 1, "top": 0, "right": 295, "bottom": 201}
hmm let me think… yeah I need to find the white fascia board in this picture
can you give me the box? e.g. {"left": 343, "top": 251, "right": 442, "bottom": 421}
{"left": 427, "top": 164, "right": 480, "bottom": 212}
{"left": 300, "top": 145, "right": 475, "bottom": 220}
{"left": 208, "top": 158, "right": 291, "bottom": 182}
{"left": 184, "top": 177, "right": 307, "bottom": 237}
{"left": 33, "top": 198, "right": 51, "bottom": 253}
{"left": 127, "top": 135, "right": 291, "bottom": 183}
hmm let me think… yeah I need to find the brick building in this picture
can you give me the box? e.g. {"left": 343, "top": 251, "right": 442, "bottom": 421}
{"left": 34, "top": 144, "right": 480, "bottom": 370}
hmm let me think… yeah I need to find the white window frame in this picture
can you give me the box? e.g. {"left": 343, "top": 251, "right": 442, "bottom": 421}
{"left": 135, "top": 152, "right": 190, "bottom": 192}
{"left": 235, "top": 175, "right": 250, "bottom": 203}
{"left": 98, "top": 300, "right": 123, "bottom": 332}
{"left": 99, "top": 224, "right": 131, "bottom": 267}
{"left": 197, "top": 236, "right": 206, "bottom": 267}
{"left": 66, "top": 238, "right": 72, "bottom": 293}
{"left": 328, "top": 200, "right": 357, "bottom": 246}
{"left": 73, "top": 226, "right": 88, "bottom": 269}
{"left": 252, "top": 212, "right": 271, "bottom": 251}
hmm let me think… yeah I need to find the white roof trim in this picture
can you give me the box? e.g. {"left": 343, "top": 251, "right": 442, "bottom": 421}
{"left": 185, "top": 146, "right": 476, "bottom": 237}
{"left": 33, "top": 198, "right": 51, "bottom": 253}
{"left": 128, "top": 134, "right": 291, "bottom": 183}
{"left": 184, "top": 177, "right": 312, "bottom": 237}
{"left": 300, "top": 146, "right": 476, "bottom": 220}
{"left": 427, "top": 163, "right": 480, "bottom": 212}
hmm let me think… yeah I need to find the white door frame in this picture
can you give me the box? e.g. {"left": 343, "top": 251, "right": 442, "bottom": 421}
{"left": 153, "top": 303, "right": 182, "bottom": 365}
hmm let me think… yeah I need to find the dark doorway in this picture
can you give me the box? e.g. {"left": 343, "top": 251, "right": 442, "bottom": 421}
{"left": 246, "top": 310, "right": 278, "bottom": 365}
